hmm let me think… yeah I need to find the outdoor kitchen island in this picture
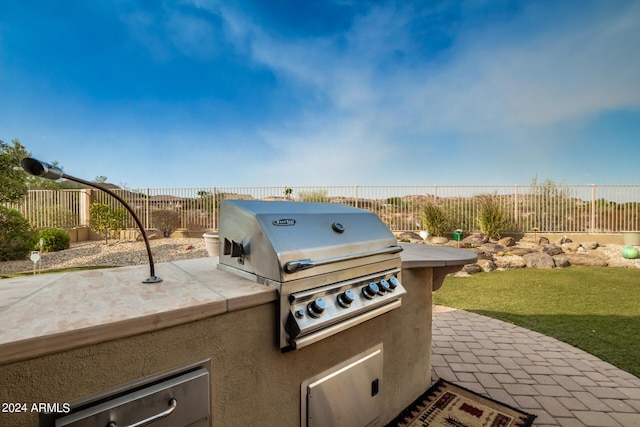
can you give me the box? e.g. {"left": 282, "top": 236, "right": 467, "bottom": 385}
{"left": 0, "top": 244, "right": 475, "bottom": 427}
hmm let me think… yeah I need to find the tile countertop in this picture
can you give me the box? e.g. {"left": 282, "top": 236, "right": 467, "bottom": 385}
{"left": 0, "top": 244, "right": 475, "bottom": 366}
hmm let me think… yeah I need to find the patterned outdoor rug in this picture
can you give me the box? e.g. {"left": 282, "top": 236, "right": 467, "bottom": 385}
{"left": 386, "top": 379, "right": 536, "bottom": 427}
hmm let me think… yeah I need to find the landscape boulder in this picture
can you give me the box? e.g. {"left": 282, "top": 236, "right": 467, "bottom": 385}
{"left": 523, "top": 252, "right": 556, "bottom": 269}
{"left": 430, "top": 236, "right": 449, "bottom": 245}
{"left": 508, "top": 247, "right": 538, "bottom": 256}
{"left": 561, "top": 242, "right": 582, "bottom": 253}
{"left": 477, "top": 259, "right": 497, "bottom": 272}
{"left": 497, "top": 236, "right": 516, "bottom": 247}
{"left": 562, "top": 253, "right": 608, "bottom": 267}
{"left": 480, "top": 243, "right": 508, "bottom": 254}
{"left": 494, "top": 255, "right": 526, "bottom": 269}
{"left": 462, "top": 263, "right": 483, "bottom": 274}
{"left": 552, "top": 256, "right": 571, "bottom": 268}
{"left": 397, "top": 231, "right": 423, "bottom": 242}
{"left": 461, "top": 233, "right": 489, "bottom": 246}
{"left": 581, "top": 241, "right": 600, "bottom": 250}
{"left": 542, "top": 244, "right": 564, "bottom": 256}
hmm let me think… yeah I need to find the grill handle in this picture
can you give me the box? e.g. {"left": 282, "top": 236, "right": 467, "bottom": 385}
{"left": 283, "top": 245, "right": 403, "bottom": 274}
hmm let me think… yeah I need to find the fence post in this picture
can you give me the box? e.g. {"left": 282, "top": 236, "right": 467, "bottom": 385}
{"left": 514, "top": 184, "right": 519, "bottom": 232}
{"left": 145, "top": 188, "right": 150, "bottom": 229}
{"left": 590, "top": 184, "right": 596, "bottom": 233}
{"left": 79, "top": 189, "right": 91, "bottom": 226}
{"left": 355, "top": 185, "right": 359, "bottom": 208}
{"left": 213, "top": 187, "right": 217, "bottom": 231}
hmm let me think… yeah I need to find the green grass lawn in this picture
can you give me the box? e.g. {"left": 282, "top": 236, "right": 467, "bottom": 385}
{"left": 434, "top": 267, "right": 640, "bottom": 377}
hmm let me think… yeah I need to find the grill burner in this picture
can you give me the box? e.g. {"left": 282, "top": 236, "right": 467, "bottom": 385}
{"left": 217, "top": 200, "right": 406, "bottom": 350}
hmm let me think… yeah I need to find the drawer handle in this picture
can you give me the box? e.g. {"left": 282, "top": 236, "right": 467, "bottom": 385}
{"left": 107, "top": 398, "right": 177, "bottom": 427}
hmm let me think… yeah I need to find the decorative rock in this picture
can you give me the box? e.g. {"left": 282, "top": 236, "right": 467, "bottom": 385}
{"left": 508, "top": 247, "right": 537, "bottom": 256}
{"left": 480, "top": 243, "right": 508, "bottom": 254}
{"left": 542, "top": 244, "right": 564, "bottom": 256}
{"left": 477, "top": 259, "right": 497, "bottom": 272}
{"left": 494, "top": 255, "right": 526, "bottom": 269}
{"left": 561, "top": 242, "right": 582, "bottom": 253}
{"left": 462, "top": 263, "right": 483, "bottom": 274}
{"left": 397, "top": 231, "right": 423, "bottom": 241}
{"left": 523, "top": 252, "right": 555, "bottom": 269}
{"left": 552, "top": 256, "right": 571, "bottom": 268}
{"left": 472, "top": 250, "right": 494, "bottom": 261}
{"left": 137, "top": 230, "right": 162, "bottom": 241}
{"left": 183, "top": 244, "right": 195, "bottom": 250}
{"left": 418, "top": 231, "right": 430, "bottom": 240}
{"left": 562, "top": 253, "right": 608, "bottom": 267}
{"left": 497, "top": 237, "right": 516, "bottom": 247}
{"left": 460, "top": 233, "right": 489, "bottom": 246}
{"left": 429, "top": 236, "right": 449, "bottom": 244}
{"left": 582, "top": 241, "right": 599, "bottom": 250}
{"left": 554, "top": 236, "right": 573, "bottom": 245}
{"left": 538, "top": 237, "right": 550, "bottom": 245}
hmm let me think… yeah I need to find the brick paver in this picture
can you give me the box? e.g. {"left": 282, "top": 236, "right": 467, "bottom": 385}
{"left": 431, "top": 306, "right": 640, "bottom": 426}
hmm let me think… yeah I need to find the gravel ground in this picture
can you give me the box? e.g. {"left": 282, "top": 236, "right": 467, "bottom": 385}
{"left": 0, "top": 238, "right": 209, "bottom": 275}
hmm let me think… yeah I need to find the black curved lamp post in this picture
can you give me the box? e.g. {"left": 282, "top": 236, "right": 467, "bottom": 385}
{"left": 21, "top": 157, "right": 162, "bottom": 283}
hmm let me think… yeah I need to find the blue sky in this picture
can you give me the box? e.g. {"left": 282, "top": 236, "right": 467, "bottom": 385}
{"left": 1, "top": 0, "right": 639, "bottom": 188}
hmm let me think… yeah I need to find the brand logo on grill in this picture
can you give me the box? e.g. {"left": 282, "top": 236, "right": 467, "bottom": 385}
{"left": 272, "top": 218, "right": 296, "bottom": 226}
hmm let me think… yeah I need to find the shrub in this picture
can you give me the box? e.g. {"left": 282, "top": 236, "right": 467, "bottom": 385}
{"left": 299, "top": 189, "right": 329, "bottom": 202}
{"left": 151, "top": 209, "right": 180, "bottom": 237}
{"left": 90, "top": 202, "right": 128, "bottom": 244}
{"left": 0, "top": 206, "right": 38, "bottom": 261}
{"left": 477, "top": 194, "right": 511, "bottom": 239}
{"left": 37, "top": 228, "right": 70, "bottom": 252}
{"left": 420, "top": 203, "right": 451, "bottom": 237}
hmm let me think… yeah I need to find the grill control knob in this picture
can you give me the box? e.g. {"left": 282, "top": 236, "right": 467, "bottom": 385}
{"left": 362, "top": 283, "right": 379, "bottom": 299}
{"left": 378, "top": 279, "right": 391, "bottom": 293}
{"left": 307, "top": 298, "right": 327, "bottom": 318}
{"left": 337, "top": 289, "right": 356, "bottom": 308}
{"left": 389, "top": 276, "right": 400, "bottom": 290}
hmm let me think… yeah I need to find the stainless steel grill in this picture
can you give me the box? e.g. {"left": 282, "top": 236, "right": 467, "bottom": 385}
{"left": 217, "top": 200, "right": 406, "bottom": 351}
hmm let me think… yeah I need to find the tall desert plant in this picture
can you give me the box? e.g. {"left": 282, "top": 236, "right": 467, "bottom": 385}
{"left": 477, "top": 194, "right": 511, "bottom": 239}
{"left": 420, "top": 203, "right": 451, "bottom": 237}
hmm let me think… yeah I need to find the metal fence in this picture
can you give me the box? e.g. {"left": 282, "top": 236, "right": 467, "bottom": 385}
{"left": 4, "top": 185, "right": 640, "bottom": 234}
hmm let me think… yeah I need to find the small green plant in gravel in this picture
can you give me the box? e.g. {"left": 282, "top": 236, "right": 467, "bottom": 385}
{"left": 90, "top": 202, "right": 128, "bottom": 244}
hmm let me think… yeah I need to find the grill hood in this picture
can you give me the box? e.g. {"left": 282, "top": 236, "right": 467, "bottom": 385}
{"left": 217, "top": 200, "right": 401, "bottom": 283}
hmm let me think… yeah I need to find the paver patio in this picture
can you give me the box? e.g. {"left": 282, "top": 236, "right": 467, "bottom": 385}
{"left": 430, "top": 306, "right": 640, "bottom": 427}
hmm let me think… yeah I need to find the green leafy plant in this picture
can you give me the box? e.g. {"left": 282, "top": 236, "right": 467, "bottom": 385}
{"left": 420, "top": 203, "right": 451, "bottom": 237}
{"left": 0, "top": 206, "right": 38, "bottom": 260}
{"left": 89, "top": 202, "right": 128, "bottom": 244}
{"left": 36, "top": 228, "right": 70, "bottom": 252}
{"left": 0, "top": 139, "right": 30, "bottom": 203}
{"left": 476, "top": 194, "right": 511, "bottom": 239}
{"left": 151, "top": 209, "right": 180, "bottom": 237}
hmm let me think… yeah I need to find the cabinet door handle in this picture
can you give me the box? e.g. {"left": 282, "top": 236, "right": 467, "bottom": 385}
{"left": 106, "top": 398, "right": 177, "bottom": 427}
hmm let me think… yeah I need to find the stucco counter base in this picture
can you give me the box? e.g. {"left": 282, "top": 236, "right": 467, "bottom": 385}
{"left": 0, "top": 244, "right": 475, "bottom": 427}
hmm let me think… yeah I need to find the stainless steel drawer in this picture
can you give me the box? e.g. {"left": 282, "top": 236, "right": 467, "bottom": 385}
{"left": 53, "top": 368, "right": 209, "bottom": 427}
